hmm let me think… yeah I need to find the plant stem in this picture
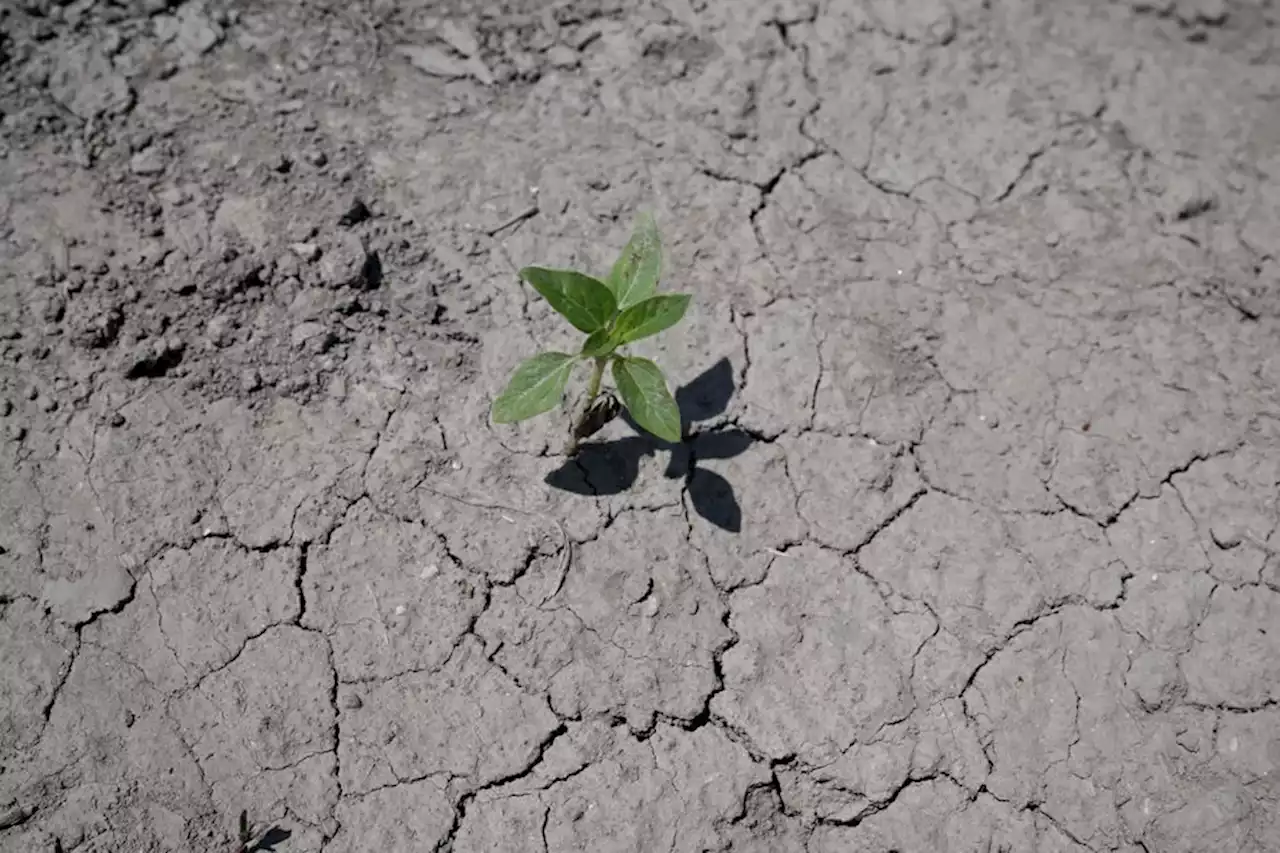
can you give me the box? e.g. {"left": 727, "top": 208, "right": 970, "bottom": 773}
{"left": 566, "top": 356, "right": 607, "bottom": 456}
{"left": 584, "top": 356, "right": 605, "bottom": 406}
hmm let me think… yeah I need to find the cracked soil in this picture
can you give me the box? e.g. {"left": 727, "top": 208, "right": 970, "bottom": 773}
{"left": 2, "top": 0, "right": 1279, "bottom": 851}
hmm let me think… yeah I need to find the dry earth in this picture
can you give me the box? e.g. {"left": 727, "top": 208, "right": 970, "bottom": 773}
{"left": 1, "top": 0, "right": 1279, "bottom": 850}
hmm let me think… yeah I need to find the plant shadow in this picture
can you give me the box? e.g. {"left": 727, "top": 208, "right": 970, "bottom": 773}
{"left": 545, "top": 357, "right": 756, "bottom": 532}
{"left": 250, "top": 827, "right": 292, "bottom": 852}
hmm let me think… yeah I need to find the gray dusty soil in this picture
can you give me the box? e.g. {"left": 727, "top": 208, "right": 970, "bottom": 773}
{"left": 1, "top": 0, "right": 1279, "bottom": 850}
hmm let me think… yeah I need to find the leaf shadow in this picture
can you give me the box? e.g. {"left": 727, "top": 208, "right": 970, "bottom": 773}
{"left": 251, "top": 827, "right": 292, "bottom": 852}
{"left": 544, "top": 357, "right": 755, "bottom": 533}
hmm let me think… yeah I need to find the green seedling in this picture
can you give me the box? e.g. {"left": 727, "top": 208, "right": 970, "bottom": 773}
{"left": 491, "top": 212, "right": 690, "bottom": 455}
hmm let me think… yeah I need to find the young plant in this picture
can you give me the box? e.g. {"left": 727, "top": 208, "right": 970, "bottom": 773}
{"left": 491, "top": 212, "right": 689, "bottom": 455}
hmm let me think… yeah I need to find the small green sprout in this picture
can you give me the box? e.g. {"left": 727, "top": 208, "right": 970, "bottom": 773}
{"left": 491, "top": 212, "right": 690, "bottom": 455}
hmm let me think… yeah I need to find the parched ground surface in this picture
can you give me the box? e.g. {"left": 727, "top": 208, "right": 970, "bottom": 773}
{"left": 1, "top": 0, "right": 1278, "bottom": 850}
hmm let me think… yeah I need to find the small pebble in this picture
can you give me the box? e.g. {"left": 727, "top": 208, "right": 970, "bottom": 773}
{"left": 6, "top": 424, "right": 26, "bottom": 442}
{"left": 129, "top": 148, "right": 166, "bottom": 176}
{"left": 318, "top": 233, "right": 372, "bottom": 289}
{"left": 110, "top": 412, "right": 126, "bottom": 427}
{"left": 204, "top": 315, "right": 234, "bottom": 348}
{"left": 291, "top": 242, "right": 321, "bottom": 263}
{"left": 240, "top": 369, "right": 262, "bottom": 393}
{"left": 341, "top": 692, "right": 363, "bottom": 710}
{"left": 304, "top": 149, "right": 328, "bottom": 167}
{"left": 291, "top": 321, "right": 328, "bottom": 348}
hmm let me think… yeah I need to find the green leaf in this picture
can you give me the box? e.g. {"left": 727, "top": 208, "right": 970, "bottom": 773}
{"left": 607, "top": 211, "right": 663, "bottom": 310}
{"left": 612, "top": 356, "right": 681, "bottom": 443}
{"left": 491, "top": 352, "right": 578, "bottom": 424}
{"left": 580, "top": 327, "right": 616, "bottom": 357}
{"left": 520, "top": 267, "right": 617, "bottom": 333}
{"left": 613, "top": 294, "right": 690, "bottom": 345}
